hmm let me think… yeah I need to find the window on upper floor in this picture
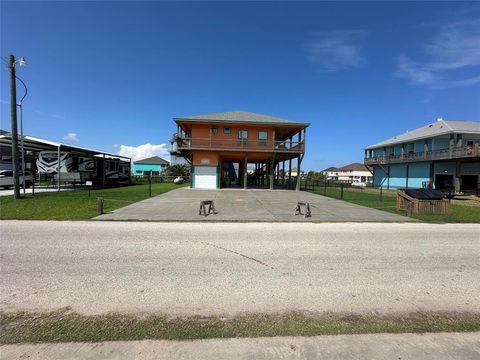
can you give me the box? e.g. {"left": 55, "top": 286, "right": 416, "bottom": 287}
{"left": 237, "top": 129, "right": 248, "bottom": 145}
{"left": 224, "top": 127, "right": 231, "bottom": 134}
{"left": 238, "top": 130, "right": 248, "bottom": 139}
{"left": 258, "top": 131, "right": 268, "bottom": 145}
{"left": 210, "top": 127, "right": 218, "bottom": 135}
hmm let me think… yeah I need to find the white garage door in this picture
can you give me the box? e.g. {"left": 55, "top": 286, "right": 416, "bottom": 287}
{"left": 194, "top": 166, "right": 217, "bottom": 189}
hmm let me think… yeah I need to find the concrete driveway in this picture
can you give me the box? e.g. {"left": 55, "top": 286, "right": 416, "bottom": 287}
{"left": 95, "top": 188, "right": 412, "bottom": 222}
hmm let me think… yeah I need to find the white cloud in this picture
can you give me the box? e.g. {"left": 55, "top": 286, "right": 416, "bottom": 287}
{"left": 395, "top": 15, "right": 480, "bottom": 88}
{"left": 304, "top": 30, "right": 367, "bottom": 72}
{"left": 118, "top": 143, "right": 170, "bottom": 161}
{"left": 63, "top": 132, "right": 79, "bottom": 142}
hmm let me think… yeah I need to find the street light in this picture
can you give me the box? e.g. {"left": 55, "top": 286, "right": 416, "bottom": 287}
{"left": 1, "top": 55, "right": 27, "bottom": 199}
{"left": 16, "top": 75, "right": 28, "bottom": 195}
{"left": 18, "top": 57, "right": 27, "bottom": 67}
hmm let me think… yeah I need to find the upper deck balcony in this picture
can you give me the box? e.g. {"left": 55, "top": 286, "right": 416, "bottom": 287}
{"left": 364, "top": 144, "right": 479, "bottom": 165}
{"left": 172, "top": 136, "right": 305, "bottom": 153}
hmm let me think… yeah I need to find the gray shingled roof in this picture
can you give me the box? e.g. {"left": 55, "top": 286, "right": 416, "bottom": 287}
{"left": 134, "top": 156, "right": 169, "bottom": 165}
{"left": 322, "top": 166, "right": 338, "bottom": 172}
{"left": 174, "top": 111, "right": 309, "bottom": 126}
{"left": 366, "top": 119, "right": 480, "bottom": 149}
{"left": 336, "top": 163, "right": 372, "bottom": 172}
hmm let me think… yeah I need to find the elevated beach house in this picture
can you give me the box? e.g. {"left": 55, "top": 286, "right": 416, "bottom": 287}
{"left": 364, "top": 118, "right": 480, "bottom": 193}
{"left": 171, "top": 111, "right": 309, "bottom": 189}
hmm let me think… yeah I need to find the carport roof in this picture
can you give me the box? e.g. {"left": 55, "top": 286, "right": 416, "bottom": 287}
{"left": 0, "top": 134, "right": 130, "bottom": 160}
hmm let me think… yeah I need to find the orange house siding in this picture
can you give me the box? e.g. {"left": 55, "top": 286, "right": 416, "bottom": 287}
{"left": 191, "top": 124, "right": 273, "bottom": 142}
{"left": 192, "top": 151, "right": 219, "bottom": 166}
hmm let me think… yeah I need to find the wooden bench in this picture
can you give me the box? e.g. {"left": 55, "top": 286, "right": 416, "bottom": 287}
{"left": 293, "top": 202, "right": 311, "bottom": 218}
{"left": 199, "top": 200, "right": 217, "bottom": 216}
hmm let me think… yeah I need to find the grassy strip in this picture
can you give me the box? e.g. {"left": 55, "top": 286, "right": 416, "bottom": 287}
{"left": 0, "top": 182, "right": 186, "bottom": 220}
{"left": 310, "top": 187, "right": 480, "bottom": 223}
{"left": 1, "top": 311, "right": 479, "bottom": 344}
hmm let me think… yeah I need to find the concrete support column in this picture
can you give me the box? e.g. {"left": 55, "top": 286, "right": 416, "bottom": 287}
{"left": 269, "top": 158, "right": 274, "bottom": 190}
{"left": 243, "top": 156, "right": 248, "bottom": 189}
{"left": 288, "top": 158, "right": 292, "bottom": 189}
{"left": 429, "top": 161, "right": 434, "bottom": 188}
{"left": 296, "top": 155, "right": 302, "bottom": 191}
{"left": 387, "top": 166, "right": 390, "bottom": 190}
{"left": 455, "top": 161, "right": 461, "bottom": 193}
{"left": 406, "top": 165, "right": 409, "bottom": 189}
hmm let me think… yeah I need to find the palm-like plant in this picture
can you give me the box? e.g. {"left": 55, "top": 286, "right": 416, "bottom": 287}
{"left": 166, "top": 164, "right": 190, "bottom": 177}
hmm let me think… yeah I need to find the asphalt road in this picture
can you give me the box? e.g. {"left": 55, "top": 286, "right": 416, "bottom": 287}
{"left": 1, "top": 221, "right": 479, "bottom": 316}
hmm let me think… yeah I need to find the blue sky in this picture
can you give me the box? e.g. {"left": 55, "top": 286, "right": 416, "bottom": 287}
{"left": 1, "top": 1, "right": 479, "bottom": 170}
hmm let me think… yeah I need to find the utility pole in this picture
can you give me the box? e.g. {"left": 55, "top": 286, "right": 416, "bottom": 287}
{"left": 9, "top": 55, "right": 20, "bottom": 199}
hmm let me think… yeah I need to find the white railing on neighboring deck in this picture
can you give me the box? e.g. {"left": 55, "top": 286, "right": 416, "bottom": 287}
{"left": 364, "top": 145, "right": 479, "bottom": 165}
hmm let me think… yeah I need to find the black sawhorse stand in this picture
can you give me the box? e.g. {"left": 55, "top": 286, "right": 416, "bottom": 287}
{"left": 199, "top": 200, "right": 217, "bottom": 216}
{"left": 293, "top": 202, "right": 311, "bottom": 218}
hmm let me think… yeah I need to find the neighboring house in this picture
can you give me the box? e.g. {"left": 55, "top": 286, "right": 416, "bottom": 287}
{"left": 171, "top": 110, "right": 309, "bottom": 189}
{"left": 324, "top": 163, "right": 373, "bottom": 183}
{"left": 364, "top": 118, "right": 480, "bottom": 193}
{"left": 133, "top": 156, "right": 169, "bottom": 177}
{"left": 321, "top": 166, "right": 338, "bottom": 180}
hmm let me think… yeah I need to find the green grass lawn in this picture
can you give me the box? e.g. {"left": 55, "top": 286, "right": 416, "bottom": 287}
{"left": 310, "top": 186, "right": 480, "bottom": 223}
{"left": 0, "top": 182, "right": 185, "bottom": 220}
{"left": 1, "top": 310, "right": 479, "bottom": 344}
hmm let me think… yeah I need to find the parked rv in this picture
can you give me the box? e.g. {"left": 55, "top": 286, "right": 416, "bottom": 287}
{"left": 36, "top": 151, "right": 130, "bottom": 185}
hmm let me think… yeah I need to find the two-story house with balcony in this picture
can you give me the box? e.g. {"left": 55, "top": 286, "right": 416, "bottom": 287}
{"left": 323, "top": 163, "right": 373, "bottom": 184}
{"left": 364, "top": 118, "right": 480, "bottom": 193}
{"left": 171, "top": 111, "right": 309, "bottom": 189}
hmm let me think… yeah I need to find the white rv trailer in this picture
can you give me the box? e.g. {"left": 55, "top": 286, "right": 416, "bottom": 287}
{"left": 36, "top": 151, "right": 130, "bottom": 185}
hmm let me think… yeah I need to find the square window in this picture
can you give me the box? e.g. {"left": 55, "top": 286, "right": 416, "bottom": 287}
{"left": 224, "top": 127, "right": 231, "bottom": 134}
{"left": 211, "top": 127, "right": 218, "bottom": 135}
{"left": 238, "top": 130, "right": 248, "bottom": 139}
{"left": 258, "top": 131, "right": 268, "bottom": 141}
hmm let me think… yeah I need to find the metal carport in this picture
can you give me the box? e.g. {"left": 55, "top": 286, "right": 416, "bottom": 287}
{"left": 0, "top": 133, "right": 131, "bottom": 191}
